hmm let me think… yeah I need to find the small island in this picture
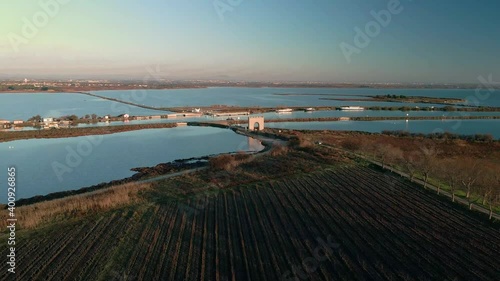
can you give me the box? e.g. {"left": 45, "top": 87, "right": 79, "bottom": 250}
{"left": 320, "top": 94, "right": 466, "bottom": 105}
{"left": 372, "top": 94, "right": 466, "bottom": 104}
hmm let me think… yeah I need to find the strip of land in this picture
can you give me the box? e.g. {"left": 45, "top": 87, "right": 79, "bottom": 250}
{"left": 78, "top": 91, "right": 172, "bottom": 112}
{"left": 3, "top": 115, "right": 500, "bottom": 142}
{"left": 261, "top": 115, "right": 500, "bottom": 123}
{"left": 3, "top": 80, "right": 499, "bottom": 94}
{"left": 0, "top": 123, "right": 177, "bottom": 143}
{"left": 320, "top": 94, "right": 466, "bottom": 104}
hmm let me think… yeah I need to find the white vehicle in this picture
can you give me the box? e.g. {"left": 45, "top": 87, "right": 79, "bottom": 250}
{"left": 340, "top": 106, "right": 364, "bottom": 111}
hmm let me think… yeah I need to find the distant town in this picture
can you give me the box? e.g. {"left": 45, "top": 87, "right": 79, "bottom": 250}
{"left": 1, "top": 78, "right": 497, "bottom": 93}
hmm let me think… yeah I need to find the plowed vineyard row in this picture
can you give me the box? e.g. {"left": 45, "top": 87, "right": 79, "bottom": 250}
{"left": 2, "top": 166, "right": 499, "bottom": 280}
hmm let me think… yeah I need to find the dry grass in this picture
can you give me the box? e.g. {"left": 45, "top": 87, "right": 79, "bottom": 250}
{"left": 209, "top": 152, "right": 253, "bottom": 171}
{"left": 1, "top": 182, "right": 150, "bottom": 230}
{"left": 269, "top": 144, "right": 289, "bottom": 156}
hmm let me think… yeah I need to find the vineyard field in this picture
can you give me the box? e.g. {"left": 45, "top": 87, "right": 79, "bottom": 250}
{"left": 2, "top": 166, "right": 499, "bottom": 280}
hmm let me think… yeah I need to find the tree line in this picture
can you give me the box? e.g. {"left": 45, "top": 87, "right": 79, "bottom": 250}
{"left": 342, "top": 140, "right": 500, "bottom": 219}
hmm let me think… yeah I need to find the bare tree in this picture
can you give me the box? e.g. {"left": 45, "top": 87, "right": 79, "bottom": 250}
{"left": 440, "top": 159, "right": 460, "bottom": 202}
{"left": 457, "top": 159, "right": 482, "bottom": 209}
{"left": 375, "top": 144, "right": 392, "bottom": 169}
{"left": 415, "top": 146, "right": 438, "bottom": 189}
{"left": 359, "top": 140, "right": 378, "bottom": 159}
{"left": 461, "top": 159, "right": 482, "bottom": 199}
{"left": 375, "top": 144, "right": 403, "bottom": 170}
{"left": 478, "top": 166, "right": 495, "bottom": 206}
{"left": 400, "top": 151, "right": 420, "bottom": 182}
{"left": 492, "top": 169, "right": 499, "bottom": 204}
{"left": 434, "top": 160, "right": 448, "bottom": 195}
{"left": 486, "top": 182, "right": 500, "bottom": 220}
{"left": 388, "top": 146, "right": 404, "bottom": 169}
{"left": 479, "top": 167, "right": 500, "bottom": 219}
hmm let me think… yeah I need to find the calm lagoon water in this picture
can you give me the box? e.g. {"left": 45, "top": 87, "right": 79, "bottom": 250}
{"left": 260, "top": 110, "right": 500, "bottom": 120}
{"left": 4, "top": 109, "right": 493, "bottom": 132}
{"left": 266, "top": 119, "right": 500, "bottom": 139}
{"left": 1, "top": 88, "right": 499, "bottom": 202}
{"left": 4, "top": 109, "right": 499, "bottom": 135}
{"left": 94, "top": 87, "right": 500, "bottom": 108}
{"left": 0, "top": 126, "right": 264, "bottom": 202}
{"left": 0, "top": 92, "right": 171, "bottom": 120}
{"left": 1, "top": 88, "right": 499, "bottom": 121}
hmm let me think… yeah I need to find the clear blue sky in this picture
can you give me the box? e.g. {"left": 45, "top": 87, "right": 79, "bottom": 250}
{"left": 1, "top": 0, "right": 499, "bottom": 83}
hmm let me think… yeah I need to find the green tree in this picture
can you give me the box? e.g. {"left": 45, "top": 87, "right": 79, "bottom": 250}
{"left": 28, "top": 115, "right": 42, "bottom": 122}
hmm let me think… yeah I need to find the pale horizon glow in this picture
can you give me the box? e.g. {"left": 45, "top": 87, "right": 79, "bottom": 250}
{"left": 1, "top": 0, "right": 499, "bottom": 83}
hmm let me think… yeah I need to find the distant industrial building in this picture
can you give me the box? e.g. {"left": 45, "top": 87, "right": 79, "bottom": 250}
{"left": 42, "top": 117, "right": 59, "bottom": 129}
{"left": 0, "top": 119, "right": 10, "bottom": 129}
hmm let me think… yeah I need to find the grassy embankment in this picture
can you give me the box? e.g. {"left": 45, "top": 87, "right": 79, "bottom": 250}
{"left": 0, "top": 182, "right": 151, "bottom": 230}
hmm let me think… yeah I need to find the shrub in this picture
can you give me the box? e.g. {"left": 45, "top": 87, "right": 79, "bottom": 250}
{"left": 209, "top": 154, "right": 234, "bottom": 170}
{"left": 341, "top": 139, "right": 361, "bottom": 151}
{"left": 270, "top": 145, "right": 289, "bottom": 156}
{"left": 234, "top": 152, "right": 251, "bottom": 161}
